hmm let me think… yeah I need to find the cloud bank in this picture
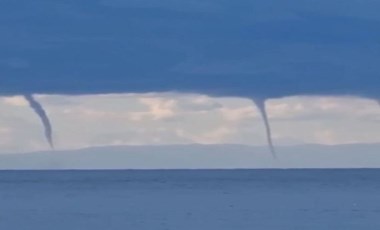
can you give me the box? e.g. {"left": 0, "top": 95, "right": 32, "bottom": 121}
{"left": 0, "top": 94, "right": 379, "bottom": 153}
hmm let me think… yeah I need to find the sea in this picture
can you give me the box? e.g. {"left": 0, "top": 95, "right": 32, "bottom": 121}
{"left": 0, "top": 169, "right": 379, "bottom": 229}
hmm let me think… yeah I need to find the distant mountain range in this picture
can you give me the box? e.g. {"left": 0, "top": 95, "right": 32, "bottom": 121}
{"left": 0, "top": 144, "right": 379, "bottom": 169}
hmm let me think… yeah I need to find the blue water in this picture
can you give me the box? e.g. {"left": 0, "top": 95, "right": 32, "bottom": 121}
{"left": 1, "top": 169, "right": 379, "bottom": 229}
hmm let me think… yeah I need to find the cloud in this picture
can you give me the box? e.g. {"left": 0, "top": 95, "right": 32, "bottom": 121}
{"left": 177, "top": 95, "right": 223, "bottom": 112}
{"left": 220, "top": 106, "right": 257, "bottom": 122}
{"left": 100, "top": 0, "right": 380, "bottom": 20}
{"left": 0, "top": 94, "right": 379, "bottom": 153}
{"left": 267, "top": 96, "right": 380, "bottom": 121}
{"left": 139, "top": 97, "right": 177, "bottom": 120}
{"left": 1, "top": 0, "right": 380, "bottom": 100}
{"left": 100, "top": 0, "right": 220, "bottom": 12}
{"left": 0, "top": 127, "right": 10, "bottom": 134}
{"left": 2, "top": 96, "right": 28, "bottom": 107}
{"left": 4, "top": 58, "right": 30, "bottom": 69}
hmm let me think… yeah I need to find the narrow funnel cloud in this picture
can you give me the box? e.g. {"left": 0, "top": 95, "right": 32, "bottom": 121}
{"left": 253, "top": 99, "right": 276, "bottom": 158}
{"left": 24, "top": 94, "right": 54, "bottom": 149}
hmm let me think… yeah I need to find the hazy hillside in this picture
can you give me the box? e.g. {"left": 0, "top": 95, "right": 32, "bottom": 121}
{"left": 0, "top": 144, "right": 379, "bottom": 169}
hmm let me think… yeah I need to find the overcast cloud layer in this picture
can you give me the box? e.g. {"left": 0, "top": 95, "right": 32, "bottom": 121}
{"left": 0, "top": 94, "right": 379, "bottom": 153}
{"left": 1, "top": 0, "right": 380, "bottom": 99}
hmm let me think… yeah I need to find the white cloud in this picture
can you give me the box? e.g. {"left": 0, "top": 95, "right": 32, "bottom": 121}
{"left": 139, "top": 97, "right": 177, "bottom": 120}
{"left": 0, "top": 93, "right": 379, "bottom": 153}
{"left": 2, "top": 96, "right": 28, "bottom": 107}
{"left": 219, "top": 106, "right": 257, "bottom": 122}
{"left": 177, "top": 95, "right": 223, "bottom": 112}
{"left": 0, "top": 127, "right": 10, "bottom": 134}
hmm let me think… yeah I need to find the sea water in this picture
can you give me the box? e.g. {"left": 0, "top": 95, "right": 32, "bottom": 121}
{"left": 0, "top": 169, "right": 379, "bottom": 229}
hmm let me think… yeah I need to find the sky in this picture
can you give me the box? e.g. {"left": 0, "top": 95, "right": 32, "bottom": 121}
{"left": 1, "top": 93, "right": 379, "bottom": 154}
{"left": 1, "top": 0, "right": 380, "bottom": 160}
{"left": 1, "top": 0, "right": 380, "bottom": 99}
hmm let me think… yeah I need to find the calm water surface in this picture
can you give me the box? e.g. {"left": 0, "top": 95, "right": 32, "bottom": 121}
{"left": 0, "top": 169, "right": 379, "bottom": 229}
